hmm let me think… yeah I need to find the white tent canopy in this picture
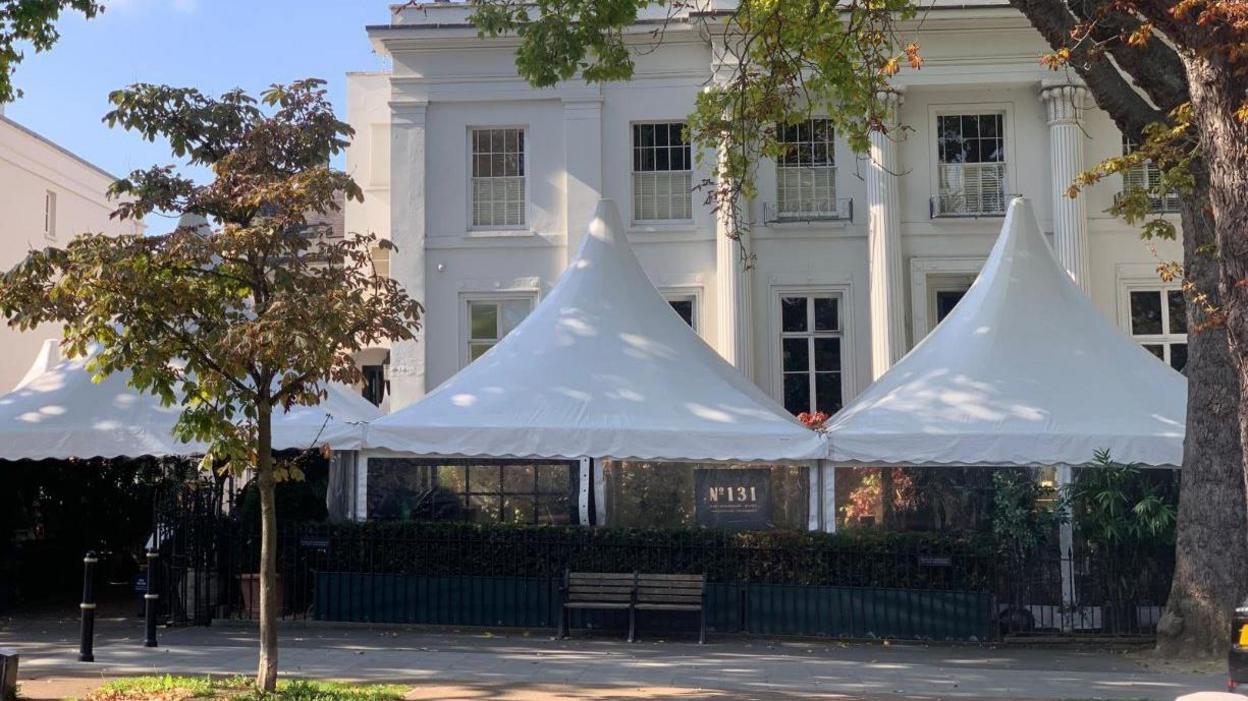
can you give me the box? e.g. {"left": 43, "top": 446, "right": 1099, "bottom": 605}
{"left": 367, "top": 200, "right": 824, "bottom": 462}
{"left": 0, "top": 340, "right": 383, "bottom": 460}
{"left": 824, "top": 198, "right": 1186, "bottom": 468}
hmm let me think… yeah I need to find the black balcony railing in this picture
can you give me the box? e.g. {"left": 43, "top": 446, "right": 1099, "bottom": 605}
{"left": 763, "top": 198, "right": 853, "bottom": 224}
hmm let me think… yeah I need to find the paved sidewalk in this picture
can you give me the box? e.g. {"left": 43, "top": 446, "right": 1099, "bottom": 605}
{"left": 0, "top": 617, "right": 1228, "bottom": 700}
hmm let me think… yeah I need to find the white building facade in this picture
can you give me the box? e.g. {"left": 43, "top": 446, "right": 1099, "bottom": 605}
{"left": 0, "top": 110, "right": 144, "bottom": 391}
{"left": 349, "top": 1, "right": 1186, "bottom": 417}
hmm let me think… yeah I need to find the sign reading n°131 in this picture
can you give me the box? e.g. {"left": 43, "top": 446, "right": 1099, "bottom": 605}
{"left": 694, "top": 468, "right": 773, "bottom": 530}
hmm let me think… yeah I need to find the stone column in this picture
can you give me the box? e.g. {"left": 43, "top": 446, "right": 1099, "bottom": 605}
{"left": 562, "top": 93, "right": 604, "bottom": 263}
{"left": 866, "top": 90, "right": 907, "bottom": 379}
{"left": 715, "top": 197, "right": 753, "bottom": 373}
{"left": 1041, "top": 81, "right": 1091, "bottom": 293}
{"left": 709, "top": 44, "right": 753, "bottom": 375}
{"left": 387, "top": 99, "right": 429, "bottom": 410}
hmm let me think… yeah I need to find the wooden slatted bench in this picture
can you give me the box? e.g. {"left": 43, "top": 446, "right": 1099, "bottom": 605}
{"left": 558, "top": 572, "right": 638, "bottom": 641}
{"left": 634, "top": 573, "right": 706, "bottom": 644}
{"left": 557, "top": 571, "right": 707, "bottom": 643}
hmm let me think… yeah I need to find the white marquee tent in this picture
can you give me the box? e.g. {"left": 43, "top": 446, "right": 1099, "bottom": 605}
{"left": 0, "top": 340, "right": 382, "bottom": 461}
{"left": 823, "top": 198, "right": 1186, "bottom": 468}
{"left": 366, "top": 199, "right": 824, "bottom": 462}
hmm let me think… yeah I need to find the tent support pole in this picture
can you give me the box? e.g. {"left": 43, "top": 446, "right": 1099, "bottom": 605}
{"left": 356, "top": 454, "right": 369, "bottom": 521}
{"left": 593, "top": 460, "right": 607, "bottom": 526}
{"left": 825, "top": 464, "right": 836, "bottom": 533}
{"left": 808, "top": 462, "right": 822, "bottom": 532}
{"left": 1056, "top": 464, "right": 1075, "bottom": 632}
{"left": 809, "top": 461, "right": 836, "bottom": 533}
{"left": 578, "top": 457, "right": 592, "bottom": 526}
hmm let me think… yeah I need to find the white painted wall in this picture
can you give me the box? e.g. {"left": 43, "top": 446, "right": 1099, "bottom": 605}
{"left": 0, "top": 115, "right": 142, "bottom": 391}
{"left": 349, "top": 4, "right": 1184, "bottom": 411}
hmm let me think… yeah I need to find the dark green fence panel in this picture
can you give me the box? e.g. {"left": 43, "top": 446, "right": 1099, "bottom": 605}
{"left": 316, "top": 572, "right": 559, "bottom": 627}
{"left": 741, "top": 583, "right": 994, "bottom": 641}
{"left": 313, "top": 573, "right": 993, "bottom": 641}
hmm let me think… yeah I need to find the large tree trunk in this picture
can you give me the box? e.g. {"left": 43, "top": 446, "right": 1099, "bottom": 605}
{"left": 256, "top": 402, "right": 279, "bottom": 691}
{"left": 1183, "top": 54, "right": 1248, "bottom": 656}
{"left": 1157, "top": 162, "right": 1248, "bottom": 657}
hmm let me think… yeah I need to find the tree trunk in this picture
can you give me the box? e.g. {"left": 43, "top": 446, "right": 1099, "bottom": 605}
{"left": 1157, "top": 162, "right": 1248, "bottom": 657}
{"left": 255, "top": 401, "right": 279, "bottom": 691}
{"left": 1182, "top": 54, "right": 1248, "bottom": 656}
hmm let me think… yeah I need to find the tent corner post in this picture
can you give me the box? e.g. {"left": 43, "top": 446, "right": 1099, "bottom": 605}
{"left": 1056, "top": 463, "right": 1075, "bottom": 632}
{"left": 355, "top": 453, "right": 370, "bottom": 522}
{"left": 577, "top": 457, "right": 592, "bottom": 526}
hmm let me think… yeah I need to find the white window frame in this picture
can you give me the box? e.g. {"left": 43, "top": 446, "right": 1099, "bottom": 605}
{"left": 460, "top": 293, "right": 537, "bottom": 367}
{"left": 630, "top": 120, "right": 694, "bottom": 225}
{"left": 660, "top": 287, "right": 703, "bottom": 335}
{"left": 43, "top": 190, "right": 57, "bottom": 241}
{"left": 1116, "top": 276, "right": 1188, "bottom": 371}
{"left": 467, "top": 126, "right": 529, "bottom": 232}
{"left": 909, "top": 257, "right": 985, "bottom": 346}
{"left": 928, "top": 104, "right": 1015, "bottom": 218}
{"left": 770, "top": 286, "right": 851, "bottom": 415}
{"left": 774, "top": 118, "right": 839, "bottom": 220}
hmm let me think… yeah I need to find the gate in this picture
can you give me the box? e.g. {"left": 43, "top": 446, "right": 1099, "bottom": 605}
{"left": 152, "top": 474, "right": 233, "bottom": 625}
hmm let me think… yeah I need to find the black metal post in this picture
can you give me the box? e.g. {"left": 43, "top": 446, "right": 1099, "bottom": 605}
{"left": 78, "top": 551, "right": 97, "bottom": 662}
{"left": 144, "top": 548, "right": 159, "bottom": 647}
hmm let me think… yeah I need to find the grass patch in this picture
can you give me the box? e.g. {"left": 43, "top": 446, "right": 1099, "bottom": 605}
{"left": 88, "top": 676, "right": 407, "bottom": 701}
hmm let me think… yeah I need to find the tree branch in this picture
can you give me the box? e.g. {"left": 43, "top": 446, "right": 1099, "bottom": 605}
{"left": 1067, "top": 0, "right": 1189, "bottom": 112}
{"left": 1008, "top": 0, "right": 1165, "bottom": 137}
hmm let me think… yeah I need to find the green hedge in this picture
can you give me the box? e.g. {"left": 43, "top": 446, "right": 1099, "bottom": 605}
{"left": 265, "top": 521, "right": 996, "bottom": 591}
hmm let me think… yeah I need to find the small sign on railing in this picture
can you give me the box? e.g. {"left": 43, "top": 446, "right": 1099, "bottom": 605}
{"left": 918, "top": 555, "right": 953, "bottom": 567}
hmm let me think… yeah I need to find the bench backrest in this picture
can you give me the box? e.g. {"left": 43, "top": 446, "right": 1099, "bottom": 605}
{"left": 565, "top": 572, "right": 636, "bottom": 603}
{"left": 635, "top": 573, "right": 705, "bottom": 605}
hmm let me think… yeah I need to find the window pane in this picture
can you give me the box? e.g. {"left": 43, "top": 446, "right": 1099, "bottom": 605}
{"left": 815, "top": 372, "right": 842, "bottom": 414}
{"left": 782, "top": 338, "right": 810, "bottom": 372}
{"left": 500, "top": 299, "right": 530, "bottom": 335}
{"left": 814, "top": 338, "right": 841, "bottom": 371}
{"left": 470, "top": 302, "right": 499, "bottom": 340}
{"left": 1170, "top": 343, "right": 1188, "bottom": 372}
{"left": 783, "top": 374, "right": 811, "bottom": 414}
{"left": 813, "top": 297, "right": 838, "bottom": 331}
{"left": 936, "top": 289, "right": 967, "bottom": 322}
{"left": 468, "top": 494, "right": 501, "bottom": 523}
{"left": 536, "top": 494, "right": 572, "bottom": 525}
{"left": 469, "top": 343, "right": 492, "bottom": 361}
{"left": 1167, "top": 290, "right": 1187, "bottom": 334}
{"left": 781, "top": 296, "right": 808, "bottom": 332}
{"left": 468, "top": 464, "right": 501, "bottom": 492}
{"left": 503, "top": 495, "right": 536, "bottom": 524}
{"left": 502, "top": 464, "right": 537, "bottom": 494}
{"left": 537, "top": 464, "right": 571, "bottom": 493}
{"left": 470, "top": 128, "right": 526, "bottom": 228}
{"left": 1130, "top": 291, "right": 1164, "bottom": 334}
{"left": 1142, "top": 344, "right": 1165, "bottom": 360}
{"left": 436, "top": 464, "right": 466, "bottom": 493}
{"left": 668, "top": 299, "right": 695, "bottom": 327}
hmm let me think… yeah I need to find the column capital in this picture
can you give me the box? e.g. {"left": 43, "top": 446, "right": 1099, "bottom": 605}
{"left": 560, "top": 86, "right": 604, "bottom": 107}
{"left": 1040, "top": 82, "right": 1089, "bottom": 125}
{"left": 876, "top": 88, "right": 905, "bottom": 121}
{"left": 876, "top": 87, "right": 905, "bottom": 106}
{"left": 389, "top": 99, "right": 429, "bottom": 126}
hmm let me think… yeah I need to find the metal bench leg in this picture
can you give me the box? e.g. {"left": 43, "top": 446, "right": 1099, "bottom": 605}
{"left": 699, "top": 608, "right": 706, "bottom": 645}
{"left": 628, "top": 606, "right": 636, "bottom": 643}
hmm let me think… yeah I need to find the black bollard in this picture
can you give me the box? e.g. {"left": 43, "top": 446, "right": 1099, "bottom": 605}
{"left": 78, "top": 551, "right": 97, "bottom": 662}
{"left": 144, "top": 548, "right": 159, "bottom": 648}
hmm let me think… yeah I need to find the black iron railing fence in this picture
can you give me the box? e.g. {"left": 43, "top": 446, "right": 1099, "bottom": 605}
{"left": 152, "top": 516, "right": 1172, "bottom": 641}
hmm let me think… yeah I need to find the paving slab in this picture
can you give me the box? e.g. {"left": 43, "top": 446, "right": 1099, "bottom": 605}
{"left": 0, "top": 616, "right": 1228, "bottom": 700}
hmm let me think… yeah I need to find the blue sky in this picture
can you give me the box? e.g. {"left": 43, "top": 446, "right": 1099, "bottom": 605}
{"left": 5, "top": 0, "right": 394, "bottom": 234}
